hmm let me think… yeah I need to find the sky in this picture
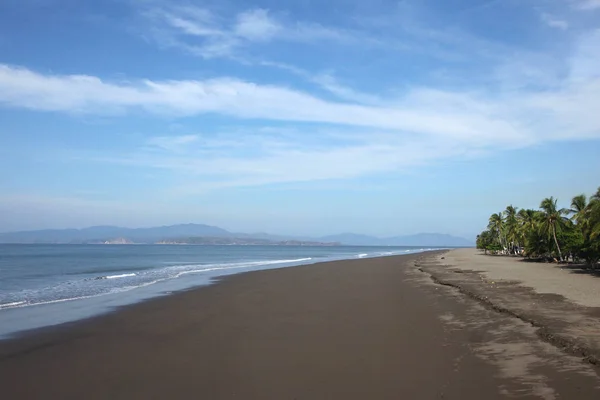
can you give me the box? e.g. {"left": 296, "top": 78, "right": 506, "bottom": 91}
{"left": 0, "top": 0, "right": 599, "bottom": 239}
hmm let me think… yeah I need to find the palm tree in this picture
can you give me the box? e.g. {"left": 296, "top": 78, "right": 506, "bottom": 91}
{"left": 517, "top": 208, "right": 538, "bottom": 256}
{"left": 539, "top": 197, "right": 569, "bottom": 261}
{"left": 589, "top": 187, "right": 600, "bottom": 241}
{"left": 569, "top": 191, "right": 600, "bottom": 266}
{"left": 504, "top": 205, "right": 519, "bottom": 254}
{"left": 476, "top": 230, "right": 495, "bottom": 254}
{"left": 518, "top": 209, "right": 538, "bottom": 231}
{"left": 478, "top": 188, "right": 599, "bottom": 264}
{"left": 488, "top": 212, "right": 505, "bottom": 252}
{"left": 569, "top": 194, "right": 588, "bottom": 225}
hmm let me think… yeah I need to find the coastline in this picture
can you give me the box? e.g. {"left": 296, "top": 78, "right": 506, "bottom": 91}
{"left": 416, "top": 248, "right": 600, "bottom": 366}
{"left": 1, "top": 250, "right": 599, "bottom": 399}
{"left": 0, "top": 246, "right": 437, "bottom": 339}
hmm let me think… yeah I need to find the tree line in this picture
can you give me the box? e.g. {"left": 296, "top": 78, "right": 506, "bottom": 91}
{"left": 476, "top": 187, "right": 600, "bottom": 266}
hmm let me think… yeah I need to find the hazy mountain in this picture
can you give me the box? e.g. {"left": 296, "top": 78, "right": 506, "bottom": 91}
{"left": 381, "top": 233, "right": 474, "bottom": 247}
{"left": 0, "top": 223, "right": 230, "bottom": 244}
{"left": 0, "top": 224, "right": 473, "bottom": 246}
{"left": 319, "top": 233, "right": 383, "bottom": 246}
{"left": 320, "top": 232, "right": 473, "bottom": 247}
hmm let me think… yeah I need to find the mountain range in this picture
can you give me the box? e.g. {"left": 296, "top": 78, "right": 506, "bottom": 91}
{"left": 0, "top": 223, "right": 474, "bottom": 246}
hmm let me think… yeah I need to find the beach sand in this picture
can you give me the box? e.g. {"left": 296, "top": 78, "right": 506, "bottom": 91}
{"left": 442, "top": 248, "right": 600, "bottom": 307}
{"left": 1, "top": 251, "right": 599, "bottom": 399}
{"left": 418, "top": 249, "right": 600, "bottom": 367}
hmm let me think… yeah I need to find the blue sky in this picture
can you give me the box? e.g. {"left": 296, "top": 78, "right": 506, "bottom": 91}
{"left": 1, "top": 0, "right": 599, "bottom": 239}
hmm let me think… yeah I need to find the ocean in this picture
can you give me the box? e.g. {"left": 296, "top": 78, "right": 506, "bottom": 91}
{"left": 0, "top": 244, "right": 438, "bottom": 338}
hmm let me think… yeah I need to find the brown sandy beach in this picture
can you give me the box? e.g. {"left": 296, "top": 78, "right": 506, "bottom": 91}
{"left": 1, "top": 251, "right": 599, "bottom": 399}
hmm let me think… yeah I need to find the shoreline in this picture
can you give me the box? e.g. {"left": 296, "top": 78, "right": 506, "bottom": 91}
{"left": 416, "top": 249, "right": 600, "bottom": 367}
{"left": 2, "top": 250, "right": 599, "bottom": 398}
{"left": 0, "top": 249, "right": 443, "bottom": 340}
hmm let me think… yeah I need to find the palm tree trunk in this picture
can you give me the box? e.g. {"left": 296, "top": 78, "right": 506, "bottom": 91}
{"left": 552, "top": 225, "right": 562, "bottom": 261}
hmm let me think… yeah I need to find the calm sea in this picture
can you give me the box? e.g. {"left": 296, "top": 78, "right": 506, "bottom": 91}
{"left": 0, "top": 244, "right": 437, "bottom": 338}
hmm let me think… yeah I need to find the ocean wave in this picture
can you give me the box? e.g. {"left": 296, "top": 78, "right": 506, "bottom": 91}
{"left": 0, "top": 285, "right": 138, "bottom": 310}
{"left": 0, "top": 296, "right": 95, "bottom": 310}
{"left": 18, "top": 295, "right": 99, "bottom": 308}
{"left": 0, "top": 301, "right": 26, "bottom": 309}
{"left": 88, "top": 273, "right": 137, "bottom": 281}
{"left": 172, "top": 257, "right": 314, "bottom": 277}
{"left": 242, "top": 257, "right": 313, "bottom": 266}
{"left": 105, "top": 273, "right": 137, "bottom": 279}
{"left": 168, "top": 257, "right": 313, "bottom": 272}
{"left": 0, "top": 250, "right": 443, "bottom": 318}
{"left": 0, "top": 258, "right": 318, "bottom": 313}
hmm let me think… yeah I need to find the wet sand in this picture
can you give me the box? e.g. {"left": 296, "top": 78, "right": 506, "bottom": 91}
{"left": 1, "top": 252, "right": 599, "bottom": 399}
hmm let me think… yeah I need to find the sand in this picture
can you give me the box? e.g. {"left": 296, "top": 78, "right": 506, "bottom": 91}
{"left": 417, "top": 249, "right": 600, "bottom": 373}
{"left": 443, "top": 248, "right": 600, "bottom": 307}
{"left": 1, "top": 251, "right": 599, "bottom": 399}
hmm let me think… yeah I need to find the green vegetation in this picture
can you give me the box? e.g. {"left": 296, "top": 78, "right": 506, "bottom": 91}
{"left": 476, "top": 187, "right": 600, "bottom": 267}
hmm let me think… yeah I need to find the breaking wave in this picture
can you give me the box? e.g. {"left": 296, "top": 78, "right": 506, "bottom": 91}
{"left": 0, "top": 301, "right": 26, "bottom": 310}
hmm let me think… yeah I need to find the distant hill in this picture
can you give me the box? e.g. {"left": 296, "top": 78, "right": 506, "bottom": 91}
{"left": 319, "top": 232, "right": 473, "bottom": 247}
{"left": 0, "top": 223, "right": 230, "bottom": 244}
{"left": 156, "top": 237, "right": 339, "bottom": 246}
{"left": 0, "top": 224, "right": 473, "bottom": 246}
{"left": 382, "top": 233, "right": 473, "bottom": 247}
{"left": 319, "top": 233, "right": 383, "bottom": 246}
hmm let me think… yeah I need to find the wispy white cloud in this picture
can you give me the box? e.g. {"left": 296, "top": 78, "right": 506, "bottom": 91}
{"left": 540, "top": 13, "right": 569, "bottom": 30}
{"left": 568, "top": 29, "right": 600, "bottom": 81}
{"left": 95, "top": 130, "right": 467, "bottom": 192}
{"left": 234, "top": 9, "right": 280, "bottom": 41}
{"left": 574, "top": 0, "right": 600, "bottom": 10}
{"left": 142, "top": 5, "right": 364, "bottom": 59}
{"left": 146, "top": 134, "right": 199, "bottom": 152}
{"left": 2, "top": 17, "right": 600, "bottom": 190}
{"left": 310, "top": 73, "right": 383, "bottom": 105}
{"left": 2, "top": 48, "right": 600, "bottom": 147}
{"left": 0, "top": 63, "right": 528, "bottom": 144}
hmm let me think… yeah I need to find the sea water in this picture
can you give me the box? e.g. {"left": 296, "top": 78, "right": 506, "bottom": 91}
{"left": 0, "top": 244, "right": 437, "bottom": 338}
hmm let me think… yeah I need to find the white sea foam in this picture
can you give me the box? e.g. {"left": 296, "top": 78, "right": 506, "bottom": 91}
{"left": 226, "top": 257, "right": 313, "bottom": 267}
{"left": 172, "top": 257, "right": 314, "bottom": 277}
{"left": 0, "top": 250, "right": 442, "bottom": 322}
{"left": 0, "top": 301, "right": 26, "bottom": 309}
{"left": 169, "top": 257, "right": 313, "bottom": 272}
{"left": 0, "top": 258, "right": 318, "bottom": 313}
{"left": 105, "top": 273, "right": 136, "bottom": 279}
{"left": 23, "top": 295, "right": 95, "bottom": 308}
{"left": 6, "top": 284, "right": 140, "bottom": 309}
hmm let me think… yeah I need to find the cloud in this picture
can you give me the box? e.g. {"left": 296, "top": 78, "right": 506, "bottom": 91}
{"left": 568, "top": 29, "right": 600, "bottom": 81}
{"left": 574, "top": 0, "right": 600, "bottom": 10}
{"left": 161, "top": 8, "right": 220, "bottom": 36}
{"left": 0, "top": 63, "right": 529, "bottom": 145}
{"left": 1, "top": 55, "right": 599, "bottom": 147}
{"left": 143, "top": 5, "right": 362, "bottom": 59}
{"left": 311, "top": 73, "right": 383, "bottom": 105}
{"left": 234, "top": 9, "right": 280, "bottom": 41}
{"left": 96, "top": 129, "right": 468, "bottom": 192}
{"left": 147, "top": 134, "right": 199, "bottom": 152}
{"left": 540, "top": 13, "right": 569, "bottom": 30}
{"left": 2, "top": 21, "right": 600, "bottom": 190}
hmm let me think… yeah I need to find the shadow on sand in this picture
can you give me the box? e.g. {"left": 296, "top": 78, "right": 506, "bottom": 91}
{"left": 515, "top": 257, "right": 600, "bottom": 278}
